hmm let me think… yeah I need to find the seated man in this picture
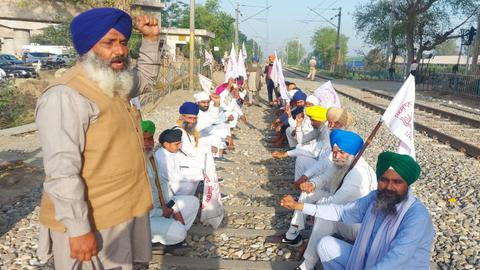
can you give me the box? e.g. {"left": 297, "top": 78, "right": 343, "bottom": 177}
{"left": 281, "top": 130, "right": 377, "bottom": 251}
{"left": 174, "top": 102, "right": 221, "bottom": 195}
{"left": 218, "top": 78, "right": 247, "bottom": 129}
{"left": 281, "top": 151, "right": 434, "bottom": 270}
{"left": 272, "top": 90, "right": 307, "bottom": 147}
{"left": 272, "top": 105, "right": 329, "bottom": 180}
{"left": 194, "top": 91, "right": 232, "bottom": 160}
{"left": 326, "top": 107, "right": 353, "bottom": 129}
{"left": 142, "top": 122, "right": 199, "bottom": 250}
{"left": 285, "top": 95, "right": 320, "bottom": 148}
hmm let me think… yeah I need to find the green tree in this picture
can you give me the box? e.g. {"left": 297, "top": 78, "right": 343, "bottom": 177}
{"left": 310, "top": 27, "right": 348, "bottom": 71}
{"left": 354, "top": 0, "right": 479, "bottom": 72}
{"left": 434, "top": 39, "right": 458, "bottom": 55}
{"left": 162, "top": 0, "right": 188, "bottom": 27}
{"left": 284, "top": 40, "right": 305, "bottom": 66}
{"left": 30, "top": 20, "right": 72, "bottom": 46}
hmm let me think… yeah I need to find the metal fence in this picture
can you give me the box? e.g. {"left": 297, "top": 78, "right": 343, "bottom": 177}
{"left": 139, "top": 58, "right": 210, "bottom": 108}
{"left": 417, "top": 70, "right": 480, "bottom": 98}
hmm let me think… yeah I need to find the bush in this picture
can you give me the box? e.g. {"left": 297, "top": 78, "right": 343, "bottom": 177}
{"left": 0, "top": 82, "right": 36, "bottom": 129}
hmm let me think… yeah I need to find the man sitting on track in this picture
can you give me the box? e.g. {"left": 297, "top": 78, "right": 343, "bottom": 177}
{"left": 279, "top": 130, "right": 376, "bottom": 257}
{"left": 281, "top": 151, "right": 434, "bottom": 270}
{"left": 144, "top": 123, "right": 199, "bottom": 253}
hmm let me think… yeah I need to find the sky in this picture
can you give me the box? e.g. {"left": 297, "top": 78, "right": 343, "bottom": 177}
{"left": 189, "top": 0, "right": 371, "bottom": 57}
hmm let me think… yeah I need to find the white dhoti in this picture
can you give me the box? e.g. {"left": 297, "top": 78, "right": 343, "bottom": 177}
{"left": 151, "top": 195, "right": 199, "bottom": 245}
{"left": 291, "top": 189, "right": 327, "bottom": 230}
{"left": 302, "top": 220, "right": 359, "bottom": 269}
{"left": 38, "top": 214, "right": 151, "bottom": 270}
{"left": 294, "top": 155, "right": 317, "bottom": 180}
{"left": 286, "top": 126, "right": 297, "bottom": 147}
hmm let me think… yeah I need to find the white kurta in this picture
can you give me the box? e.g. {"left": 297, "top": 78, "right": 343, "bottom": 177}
{"left": 197, "top": 101, "right": 230, "bottom": 150}
{"left": 220, "top": 90, "right": 243, "bottom": 128}
{"left": 298, "top": 157, "right": 377, "bottom": 269}
{"left": 147, "top": 153, "right": 199, "bottom": 245}
{"left": 286, "top": 117, "right": 315, "bottom": 148}
{"left": 287, "top": 124, "right": 330, "bottom": 179}
{"left": 154, "top": 146, "right": 203, "bottom": 196}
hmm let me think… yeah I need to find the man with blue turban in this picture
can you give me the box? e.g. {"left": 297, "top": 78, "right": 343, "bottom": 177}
{"left": 35, "top": 7, "right": 160, "bottom": 269}
{"left": 281, "top": 151, "right": 434, "bottom": 270}
{"left": 279, "top": 130, "right": 377, "bottom": 270}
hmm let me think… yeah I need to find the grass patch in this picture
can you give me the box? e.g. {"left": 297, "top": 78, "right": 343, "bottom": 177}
{"left": 0, "top": 81, "right": 36, "bottom": 129}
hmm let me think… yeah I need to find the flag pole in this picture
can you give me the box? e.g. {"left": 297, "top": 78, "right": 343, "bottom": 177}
{"left": 335, "top": 119, "right": 383, "bottom": 192}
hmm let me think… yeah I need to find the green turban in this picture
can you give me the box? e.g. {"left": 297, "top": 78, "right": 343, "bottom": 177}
{"left": 376, "top": 151, "right": 421, "bottom": 186}
{"left": 141, "top": 120, "right": 156, "bottom": 135}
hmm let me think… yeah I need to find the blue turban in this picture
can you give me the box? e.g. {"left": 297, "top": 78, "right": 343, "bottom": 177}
{"left": 179, "top": 102, "right": 199, "bottom": 115}
{"left": 70, "top": 8, "right": 133, "bottom": 55}
{"left": 292, "top": 90, "right": 307, "bottom": 102}
{"left": 329, "top": 129, "right": 364, "bottom": 156}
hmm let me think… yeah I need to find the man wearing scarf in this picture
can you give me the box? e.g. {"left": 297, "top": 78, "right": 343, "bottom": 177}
{"left": 35, "top": 8, "right": 160, "bottom": 269}
{"left": 148, "top": 127, "right": 199, "bottom": 251}
{"left": 281, "top": 151, "right": 434, "bottom": 270}
{"left": 280, "top": 130, "right": 377, "bottom": 257}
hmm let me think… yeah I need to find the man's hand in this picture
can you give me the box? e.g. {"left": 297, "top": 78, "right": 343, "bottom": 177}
{"left": 240, "top": 115, "right": 248, "bottom": 124}
{"left": 227, "top": 115, "right": 235, "bottom": 122}
{"left": 280, "top": 195, "right": 303, "bottom": 211}
{"left": 294, "top": 175, "right": 308, "bottom": 189}
{"left": 210, "top": 94, "right": 220, "bottom": 107}
{"left": 135, "top": 15, "right": 160, "bottom": 41}
{"left": 272, "top": 151, "right": 288, "bottom": 159}
{"left": 172, "top": 212, "right": 185, "bottom": 225}
{"left": 285, "top": 104, "right": 292, "bottom": 118}
{"left": 300, "top": 181, "right": 315, "bottom": 193}
{"left": 69, "top": 232, "right": 97, "bottom": 262}
{"left": 296, "top": 112, "right": 304, "bottom": 125}
{"left": 162, "top": 207, "right": 174, "bottom": 218}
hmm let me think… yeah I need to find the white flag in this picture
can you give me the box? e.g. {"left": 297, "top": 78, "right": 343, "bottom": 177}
{"left": 224, "top": 44, "right": 238, "bottom": 82}
{"left": 237, "top": 49, "right": 247, "bottom": 78}
{"left": 313, "top": 81, "right": 341, "bottom": 108}
{"left": 198, "top": 73, "right": 213, "bottom": 93}
{"left": 203, "top": 50, "right": 214, "bottom": 67}
{"left": 270, "top": 51, "right": 290, "bottom": 101}
{"left": 381, "top": 74, "right": 416, "bottom": 158}
{"left": 242, "top": 42, "right": 248, "bottom": 60}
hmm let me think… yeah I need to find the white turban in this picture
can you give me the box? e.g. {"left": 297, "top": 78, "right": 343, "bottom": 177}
{"left": 306, "top": 95, "right": 320, "bottom": 106}
{"left": 194, "top": 92, "right": 210, "bottom": 102}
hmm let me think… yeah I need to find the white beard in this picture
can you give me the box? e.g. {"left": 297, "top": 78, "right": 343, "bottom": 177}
{"left": 81, "top": 51, "right": 134, "bottom": 99}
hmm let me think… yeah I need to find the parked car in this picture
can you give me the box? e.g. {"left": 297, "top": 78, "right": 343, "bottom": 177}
{"left": 22, "top": 52, "right": 51, "bottom": 65}
{"left": 0, "top": 58, "right": 38, "bottom": 78}
{"left": 0, "top": 54, "right": 23, "bottom": 65}
{"left": 46, "top": 54, "right": 66, "bottom": 69}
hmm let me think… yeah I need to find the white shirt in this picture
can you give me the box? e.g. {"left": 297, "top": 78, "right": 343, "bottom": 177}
{"left": 287, "top": 124, "right": 330, "bottom": 159}
{"left": 311, "top": 157, "right": 377, "bottom": 205}
{"left": 197, "top": 101, "right": 221, "bottom": 132}
{"left": 154, "top": 147, "right": 203, "bottom": 190}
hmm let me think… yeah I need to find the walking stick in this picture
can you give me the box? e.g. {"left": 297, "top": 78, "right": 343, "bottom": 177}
{"left": 149, "top": 155, "right": 167, "bottom": 208}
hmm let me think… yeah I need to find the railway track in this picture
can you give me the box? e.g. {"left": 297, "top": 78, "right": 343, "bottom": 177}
{"left": 284, "top": 68, "right": 480, "bottom": 158}
{"left": 151, "top": 105, "right": 307, "bottom": 269}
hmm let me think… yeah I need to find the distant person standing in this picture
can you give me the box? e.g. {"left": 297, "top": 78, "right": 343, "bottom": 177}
{"left": 410, "top": 60, "right": 418, "bottom": 76}
{"left": 307, "top": 56, "right": 317, "bottom": 81}
{"left": 247, "top": 56, "right": 262, "bottom": 106}
{"left": 264, "top": 54, "right": 278, "bottom": 106}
